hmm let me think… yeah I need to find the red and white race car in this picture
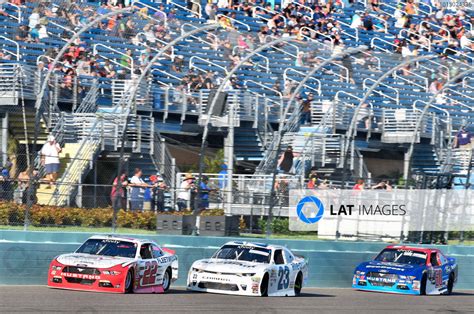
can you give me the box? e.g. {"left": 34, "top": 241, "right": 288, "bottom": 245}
{"left": 47, "top": 235, "right": 178, "bottom": 293}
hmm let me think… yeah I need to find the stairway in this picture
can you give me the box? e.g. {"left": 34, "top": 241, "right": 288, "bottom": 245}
{"left": 9, "top": 110, "right": 48, "bottom": 145}
{"left": 411, "top": 144, "right": 441, "bottom": 175}
{"left": 35, "top": 143, "right": 82, "bottom": 205}
{"left": 234, "top": 122, "right": 264, "bottom": 162}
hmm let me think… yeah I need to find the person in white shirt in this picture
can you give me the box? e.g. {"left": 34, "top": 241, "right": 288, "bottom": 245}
{"left": 129, "top": 168, "right": 151, "bottom": 211}
{"left": 177, "top": 174, "right": 195, "bottom": 211}
{"left": 41, "top": 135, "right": 62, "bottom": 186}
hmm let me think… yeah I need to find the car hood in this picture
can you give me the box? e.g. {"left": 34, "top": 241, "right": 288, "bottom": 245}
{"left": 357, "top": 261, "right": 424, "bottom": 274}
{"left": 56, "top": 253, "right": 134, "bottom": 269}
{"left": 193, "top": 259, "right": 267, "bottom": 274}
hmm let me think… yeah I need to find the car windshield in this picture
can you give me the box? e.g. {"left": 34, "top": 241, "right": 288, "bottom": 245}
{"left": 374, "top": 249, "right": 427, "bottom": 265}
{"left": 212, "top": 244, "right": 271, "bottom": 264}
{"left": 76, "top": 239, "right": 137, "bottom": 258}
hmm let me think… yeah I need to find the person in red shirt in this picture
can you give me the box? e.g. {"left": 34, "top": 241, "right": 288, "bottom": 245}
{"left": 353, "top": 179, "right": 365, "bottom": 190}
{"left": 111, "top": 173, "right": 128, "bottom": 210}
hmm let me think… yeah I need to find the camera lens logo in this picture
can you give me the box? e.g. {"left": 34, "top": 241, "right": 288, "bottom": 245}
{"left": 296, "top": 196, "right": 325, "bottom": 224}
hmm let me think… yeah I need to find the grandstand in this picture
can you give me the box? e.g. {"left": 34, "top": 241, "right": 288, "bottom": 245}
{"left": 0, "top": 0, "right": 473, "bottom": 228}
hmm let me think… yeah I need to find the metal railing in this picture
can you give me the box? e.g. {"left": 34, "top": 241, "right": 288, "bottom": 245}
{"left": 189, "top": 56, "right": 228, "bottom": 75}
{"left": 75, "top": 80, "right": 99, "bottom": 114}
{"left": 370, "top": 37, "right": 398, "bottom": 53}
{"left": 393, "top": 69, "right": 429, "bottom": 92}
{"left": 399, "top": 29, "right": 431, "bottom": 52}
{"left": 381, "top": 109, "right": 421, "bottom": 143}
{"left": 363, "top": 77, "right": 400, "bottom": 105}
{"left": 283, "top": 68, "right": 321, "bottom": 96}
{"left": 299, "top": 27, "right": 334, "bottom": 50}
{"left": 232, "top": 46, "right": 269, "bottom": 72}
{"left": 0, "top": 35, "right": 20, "bottom": 61}
{"left": 4, "top": 2, "right": 22, "bottom": 22}
{"left": 93, "top": 44, "right": 134, "bottom": 73}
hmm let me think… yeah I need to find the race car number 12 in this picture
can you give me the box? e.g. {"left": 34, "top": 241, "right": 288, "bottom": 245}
{"left": 277, "top": 266, "right": 290, "bottom": 290}
{"left": 143, "top": 261, "right": 158, "bottom": 285}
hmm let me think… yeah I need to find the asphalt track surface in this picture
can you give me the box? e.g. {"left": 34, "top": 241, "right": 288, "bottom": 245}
{"left": 0, "top": 286, "right": 473, "bottom": 314}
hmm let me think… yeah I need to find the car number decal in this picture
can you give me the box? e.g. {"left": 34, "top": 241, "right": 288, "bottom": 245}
{"left": 277, "top": 266, "right": 290, "bottom": 290}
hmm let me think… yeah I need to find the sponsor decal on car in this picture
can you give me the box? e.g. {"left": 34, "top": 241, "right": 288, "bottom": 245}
{"left": 60, "top": 272, "right": 101, "bottom": 280}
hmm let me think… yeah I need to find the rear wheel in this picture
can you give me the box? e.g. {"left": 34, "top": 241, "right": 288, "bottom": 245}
{"left": 260, "top": 273, "right": 269, "bottom": 297}
{"left": 294, "top": 272, "right": 303, "bottom": 296}
{"left": 447, "top": 273, "right": 454, "bottom": 295}
{"left": 162, "top": 268, "right": 171, "bottom": 292}
{"left": 125, "top": 269, "right": 134, "bottom": 293}
{"left": 420, "top": 273, "right": 427, "bottom": 295}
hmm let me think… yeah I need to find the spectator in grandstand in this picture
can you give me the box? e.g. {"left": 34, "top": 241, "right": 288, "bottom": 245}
{"left": 193, "top": 176, "right": 213, "bottom": 235}
{"left": 278, "top": 146, "right": 297, "bottom": 174}
{"left": 40, "top": 135, "right": 62, "bottom": 187}
{"left": 0, "top": 0, "right": 7, "bottom": 17}
{"left": 177, "top": 173, "right": 195, "bottom": 211}
{"left": 111, "top": 172, "right": 128, "bottom": 210}
{"left": 363, "top": 13, "right": 374, "bottom": 31}
{"left": 307, "top": 169, "right": 320, "bottom": 189}
{"left": 150, "top": 173, "right": 167, "bottom": 212}
{"left": 171, "top": 55, "right": 185, "bottom": 73}
{"left": 372, "top": 180, "right": 393, "bottom": 191}
{"left": 453, "top": 126, "right": 472, "bottom": 150}
{"left": 356, "top": 103, "right": 371, "bottom": 129}
{"left": 120, "top": 49, "right": 133, "bottom": 70}
{"left": 300, "top": 93, "right": 313, "bottom": 125}
{"left": 129, "top": 168, "right": 150, "bottom": 211}
{"left": 0, "top": 167, "right": 12, "bottom": 201}
{"left": 15, "top": 25, "right": 31, "bottom": 42}
{"left": 15, "top": 168, "right": 40, "bottom": 205}
{"left": 353, "top": 179, "right": 365, "bottom": 190}
{"left": 341, "top": 54, "right": 355, "bottom": 84}
{"left": 0, "top": 51, "right": 11, "bottom": 61}
{"left": 28, "top": 7, "right": 41, "bottom": 30}
{"left": 275, "top": 175, "right": 289, "bottom": 207}
{"left": 429, "top": 78, "right": 443, "bottom": 94}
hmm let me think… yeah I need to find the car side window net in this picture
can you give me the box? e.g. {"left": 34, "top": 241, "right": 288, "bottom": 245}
{"left": 274, "top": 249, "right": 285, "bottom": 265}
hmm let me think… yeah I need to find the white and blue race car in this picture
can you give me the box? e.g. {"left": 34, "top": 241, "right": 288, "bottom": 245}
{"left": 187, "top": 241, "right": 308, "bottom": 296}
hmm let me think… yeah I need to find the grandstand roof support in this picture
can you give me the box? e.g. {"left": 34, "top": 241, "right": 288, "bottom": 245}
{"left": 27, "top": 6, "right": 135, "bottom": 229}
{"left": 196, "top": 36, "right": 302, "bottom": 233}
{"left": 405, "top": 67, "right": 474, "bottom": 181}
{"left": 264, "top": 46, "right": 368, "bottom": 237}
{"left": 340, "top": 55, "right": 436, "bottom": 187}
{"left": 112, "top": 23, "right": 222, "bottom": 232}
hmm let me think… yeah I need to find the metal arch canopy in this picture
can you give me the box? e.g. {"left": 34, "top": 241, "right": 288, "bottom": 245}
{"left": 340, "top": 54, "right": 437, "bottom": 184}
{"left": 405, "top": 66, "right": 474, "bottom": 180}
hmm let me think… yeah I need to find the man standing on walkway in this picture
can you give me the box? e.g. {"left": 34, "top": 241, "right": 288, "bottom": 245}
{"left": 41, "top": 135, "right": 62, "bottom": 187}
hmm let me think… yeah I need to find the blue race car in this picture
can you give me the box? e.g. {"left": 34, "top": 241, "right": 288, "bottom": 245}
{"left": 352, "top": 245, "right": 458, "bottom": 295}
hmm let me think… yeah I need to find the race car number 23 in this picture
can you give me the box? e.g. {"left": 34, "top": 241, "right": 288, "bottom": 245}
{"left": 277, "top": 266, "right": 290, "bottom": 290}
{"left": 142, "top": 261, "right": 158, "bottom": 285}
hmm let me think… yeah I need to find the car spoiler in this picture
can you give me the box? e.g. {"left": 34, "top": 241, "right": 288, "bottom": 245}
{"left": 162, "top": 247, "right": 176, "bottom": 255}
{"left": 294, "top": 254, "right": 306, "bottom": 260}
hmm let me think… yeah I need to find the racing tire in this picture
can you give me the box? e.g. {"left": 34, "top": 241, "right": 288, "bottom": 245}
{"left": 420, "top": 273, "right": 427, "bottom": 296}
{"left": 260, "top": 273, "right": 269, "bottom": 297}
{"left": 447, "top": 273, "right": 454, "bottom": 295}
{"left": 162, "top": 268, "right": 171, "bottom": 292}
{"left": 125, "top": 269, "right": 134, "bottom": 293}
{"left": 294, "top": 272, "right": 303, "bottom": 296}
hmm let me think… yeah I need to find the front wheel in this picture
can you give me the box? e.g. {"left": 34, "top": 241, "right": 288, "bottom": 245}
{"left": 162, "top": 268, "right": 171, "bottom": 292}
{"left": 294, "top": 272, "right": 303, "bottom": 296}
{"left": 260, "top": 273, "right": 269, "bottom": 297}
{"left": 447, "top": 273, "right": 454, "bottom": 295}
{"left": 420, "top": 273, "right": 427, "bottom": 295}
{"left": 125, "top": 269, "right": 134, "bottom": 293}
